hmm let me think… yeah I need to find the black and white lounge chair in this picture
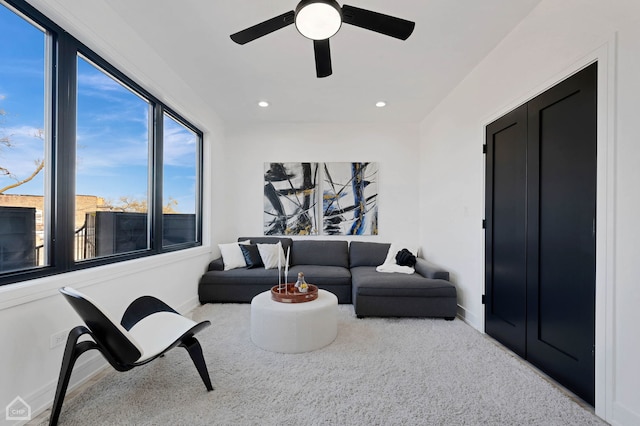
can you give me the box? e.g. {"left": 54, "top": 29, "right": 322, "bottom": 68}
{"left": 49, "top": 287, "right": 213, "bottom": 426}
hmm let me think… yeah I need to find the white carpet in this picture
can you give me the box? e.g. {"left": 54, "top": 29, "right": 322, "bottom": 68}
{"left": 48, "top": 304, "right": 606, "bottom": 425}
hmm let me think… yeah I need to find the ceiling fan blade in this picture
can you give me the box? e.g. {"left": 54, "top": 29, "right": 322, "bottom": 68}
{"left": 341, "top": 5, "right": 415, "bottom": 40}
{"left": 313, "top": 39, "right": 332, "bottom": 78}
{"left": 230, "top": 11, "right": 295, "bottom": 45}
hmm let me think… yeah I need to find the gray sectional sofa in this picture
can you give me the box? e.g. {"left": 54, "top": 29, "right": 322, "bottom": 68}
{"left": 198, "top": 237, "right": 457, "bottom": 319}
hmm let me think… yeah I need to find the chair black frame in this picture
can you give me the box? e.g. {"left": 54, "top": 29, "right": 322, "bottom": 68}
{"left": 49, "top": 288, "right": 213, "bottom": 426}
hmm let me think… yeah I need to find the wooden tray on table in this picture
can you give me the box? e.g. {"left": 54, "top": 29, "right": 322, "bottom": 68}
{"left": 271, "top": 284, "right": 318, "bottom": 303}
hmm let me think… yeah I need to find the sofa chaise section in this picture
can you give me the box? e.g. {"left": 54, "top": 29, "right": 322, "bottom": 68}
{"left": 349, "top": 241, "right": 457, "bottom": 319}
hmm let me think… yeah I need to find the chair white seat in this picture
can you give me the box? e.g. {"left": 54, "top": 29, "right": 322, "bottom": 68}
{"left": 129, "top": 312, "right": 199, "bottom": 362}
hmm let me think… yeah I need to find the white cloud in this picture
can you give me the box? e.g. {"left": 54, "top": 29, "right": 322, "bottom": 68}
{"left": 1, "top": 125, "right": 42, "bottom": 139}
{"left": 75, "top": 132, "right": 149, "bottom": 174}
{"left": 163, "top": 122, "right": 196, "bottom": 167}
{"left": 0, "top": 128, "right": 45, "bottom": 181}
{"left": 0, "top": 60, "right": 45, "bottom": 80}
{"left": 77, "top": 72, "right": 123, "bottom": 93}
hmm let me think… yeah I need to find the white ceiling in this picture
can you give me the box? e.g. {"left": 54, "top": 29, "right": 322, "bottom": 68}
{"left": 38, "top": 0, "right": 543, "bottom": 124}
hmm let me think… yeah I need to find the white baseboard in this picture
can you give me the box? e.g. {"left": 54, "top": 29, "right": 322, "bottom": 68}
{"left": 611, "top": 401, "right": 640, "bottom": 426}
{"left": 456, "top": 304, "right": 482, "bottom": 331}
{"left": 14, "top": 353, "right": 107, "bottom": 426}
{"left": 178, "top": 296, "right": 201, "bottom": 317}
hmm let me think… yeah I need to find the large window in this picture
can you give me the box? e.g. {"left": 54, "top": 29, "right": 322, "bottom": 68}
{"left": 0, "top": 3, "right": 48, "bottom": 272}
{"left": 0, "top": 0, "right": 203, "bottom": 285}
{"left": 76, "top": 57, "right": 151, "bottom": 260}
{"left": 162, "top": 113, "right": 199, "bottom": 247}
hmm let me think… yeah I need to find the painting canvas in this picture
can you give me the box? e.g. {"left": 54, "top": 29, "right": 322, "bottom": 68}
{"left": 322, "top": 162, "right": 378, "bottom": 235}
{"left": 264, "top": 162, "right": 319, "bottom": 235}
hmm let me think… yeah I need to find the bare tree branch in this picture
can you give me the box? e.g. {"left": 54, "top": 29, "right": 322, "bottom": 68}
{"left": 0, "top": 114, "right": 45, "bottom": 192}
{"left": 0, "top": 159, "right": 44, "bottom": 194}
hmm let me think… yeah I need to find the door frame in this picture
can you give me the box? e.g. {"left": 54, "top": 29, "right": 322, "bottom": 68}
{"left": 481, "top": 39, "right": 616, "bottom": 419}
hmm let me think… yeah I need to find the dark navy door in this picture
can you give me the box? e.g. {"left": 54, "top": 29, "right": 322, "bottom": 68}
{"left": 485, "top": 63, "right": 597, "bottom": 405}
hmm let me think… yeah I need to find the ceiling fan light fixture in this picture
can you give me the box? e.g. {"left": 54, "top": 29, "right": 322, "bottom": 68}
{"left": 230, "top": 1, "right": 415, "bottom": 78}
{"left": 295, "top": 0, "right": 342, "bottom": 40}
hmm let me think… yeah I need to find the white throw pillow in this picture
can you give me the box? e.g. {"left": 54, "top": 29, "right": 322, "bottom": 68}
{"left": 382, "top": 243, "right": 419, "bottom": 265}
{"left": 377, "top": 243, "right": 419, "bottom": 274}
{"left": 219, "top": 240, "right": 250, "bottom": 271}
{"left": 257, "top": 242, "right": 286, "bottom": 270}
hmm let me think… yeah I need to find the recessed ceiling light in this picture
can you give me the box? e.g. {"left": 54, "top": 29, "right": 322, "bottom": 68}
{"left": 376, "top": 101, "right": 387, "bottom": 108}
{"left": 258, "top": 101, "right": 269, "bottom": 108}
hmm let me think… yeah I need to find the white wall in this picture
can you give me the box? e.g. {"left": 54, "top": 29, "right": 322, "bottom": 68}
{"left": 418, "top": 1, "right": 640, "bottom": 424}
{"left": 0, "top": 2, "right": 226, "bottom": 425}
{"left": 218, "top": 122, "right": 421, "bottom": 247}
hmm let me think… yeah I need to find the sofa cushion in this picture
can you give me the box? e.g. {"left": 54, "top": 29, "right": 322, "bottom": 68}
{"left": 207, "top": 258, "right": 224, "bottom": 271}
{"left": 351, "top": 266, "right": 456, "bottom": 298}
{"left": 200, "top": 267, "right": 280, "bottom": 286}
{"left": 289, "top": 265, "right": 351, "bottom": 286}
{"left": 349, "top": 241, "right": 390, "bottom": 267}
{"left": 291, "top": 240, "right": 349, "bottom": 268}
{"left": 239, "top": 237, "right": 293, "bottom": 254}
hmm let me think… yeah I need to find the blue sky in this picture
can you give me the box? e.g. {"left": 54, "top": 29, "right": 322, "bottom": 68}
{"left": 0, "top": 3, "right": 45, "bottom": 195}
{"left": 0, "top": 4, "right": 196, "bottom": 213}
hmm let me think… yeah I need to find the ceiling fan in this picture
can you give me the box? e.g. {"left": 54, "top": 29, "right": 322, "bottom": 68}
{"left": 230, "top": 0, "right": 415, "bottom": 78}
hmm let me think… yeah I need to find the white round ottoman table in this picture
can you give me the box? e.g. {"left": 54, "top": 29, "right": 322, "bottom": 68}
{"left": 250, "top": 289, "right": 338, "bottom": 353}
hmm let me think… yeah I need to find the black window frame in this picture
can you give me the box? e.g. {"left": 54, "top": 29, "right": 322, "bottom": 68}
{"left": 159, "top": 108, "right": 204, "bottom": 249}
{"left": 0, "top": 0, "right": 203, "bottom": 286}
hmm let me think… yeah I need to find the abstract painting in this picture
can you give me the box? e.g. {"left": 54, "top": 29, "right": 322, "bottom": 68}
{"left": 322, "top": 162, "right": 378, "bottom": 235}
{"left": 264, "top": 162, "right": 319, "bottom": 235}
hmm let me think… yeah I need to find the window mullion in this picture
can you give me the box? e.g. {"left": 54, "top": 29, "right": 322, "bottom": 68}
{"left": 54, "top": 33, "right": 77, "bottom": 270}
{"left": 196, "top": 133, "right": 203, "bottom": 244}
{"left": 151, "top": 104, "right": 164, "bottom": 251}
